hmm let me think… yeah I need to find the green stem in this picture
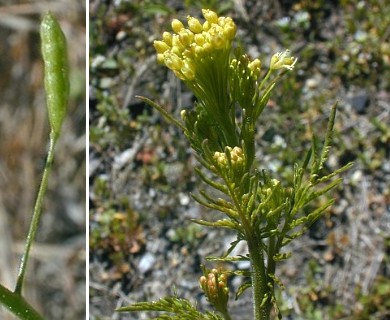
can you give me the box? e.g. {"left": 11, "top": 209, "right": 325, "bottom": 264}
{"left": 221, "top": 310, "right": 233, "bottom": 320}
{"left": 247, "top": 235, "right": 272, "bottom": 320}
{"left": 225, "top": 182, "right": 271, "bottom": 320}
{"left": 258, "top": 69, "right": 272, "bottom": 93}
{"left": 0, "top": 284, "right": 44, "bottom": 320}
{"left": 267, "top": 235, "right": 277, "bottom": 278}
{"left": 15, "top": 132, "right": 57, "bottom": 295}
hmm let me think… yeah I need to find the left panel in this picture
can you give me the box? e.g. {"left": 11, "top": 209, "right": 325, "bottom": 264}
{"left": 0, "top": 1, "right": 86, "bottom": 319}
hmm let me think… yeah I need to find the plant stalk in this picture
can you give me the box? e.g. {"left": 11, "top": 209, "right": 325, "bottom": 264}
{"left": 247, "top": 236, "right": 272, "bottom": 320}
{"left": 15, "top": 133, "right": 57, "bottom": 295}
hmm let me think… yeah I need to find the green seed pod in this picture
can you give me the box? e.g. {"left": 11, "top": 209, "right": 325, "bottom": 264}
{"left": 40, "top": 12, "right": 69, "bottom": 138}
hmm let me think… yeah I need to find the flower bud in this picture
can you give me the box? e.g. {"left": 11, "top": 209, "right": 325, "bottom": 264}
{"left": 183, "top": 48, "right": 195, "bottom": 60}
{"left": 153, "top": 40, "right": 170, "bottom": 53}
{"left": 187, "top": 16, "right": 203, "bottom": 33}
{"left": 172, "top": 35, "right": 185, "bottom": 52}
{"left": 203, "top": 21, "right": 211, "bottom": 31}
{"left": 230, "top": 146, "right": 244, "bottom": 166}
{"left": 164, "top": 53, "right": 182, "bottom": 71}
{"left": 180, "top": 109, "right": 187, "bottom": 120}
{"left": 194, "top": 45, "right": 205, "bottom": 57}
{"left": 179, "top": 29, "right": 193, "bottom": 47}
{"left": 248, "top": 58, "right": 261, "bottom": 77}
{"left": 202, "top": 42, "right": 211, "bottom": 53}
{"left": 213, "top": 151, "right": 228, "bottom": 167}
{"left": 218, "top": 16, "right": 226, "bottom": 27}
{"left": 202, "top": 9, "right": 218, "bottom": 24}
{"left": 249, "top": 59, "right": 259, "bottom": 68}
{"left": 162, "top": 31, "right": 172, "bottom": 46}
{"left": 171, "top": 19, "right": 184, "bottom": 34}
{"left": 211, "top": 33, "right": 224, "bottom": 49}
{"left": 194, "top": 34, "right": 205, "bottom": 46}
{"left": 223, "top": 24, "right": 236, "bottom": 40}
{"left": 156, "top": 53, "right": 165, "bottom": 64}
{"left": 200, "top": 275, "right": 207, "bottom": 287}
{"left": 171, "top": 45, "right": 181, "bottom": 57}
{"left": 181, "top": 61, "right": 195, "bottom": 80}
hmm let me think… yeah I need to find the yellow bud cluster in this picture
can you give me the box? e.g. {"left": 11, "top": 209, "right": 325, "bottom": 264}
{"left": 230, "top": 56, "right": 262, "bottom": 80}
{"left": 153, "top": 9, "right": 237, "bottom": 81}
{"left": 199, "top": 269, "right": 229, "bottom": 302}
{"left": 229, "top": 146, "right": 244, "bottom": 166}
{"left": 270, "top": 49, "right": 297, "bottom": 71}
{"left": 213, "top": 150, "right": 228, "bottom": 167}
{"left": 213, "top": 146, "right": 244, "bottom": 169}
{"left": 248, "top": 58, "right": 261, "bottom": 78}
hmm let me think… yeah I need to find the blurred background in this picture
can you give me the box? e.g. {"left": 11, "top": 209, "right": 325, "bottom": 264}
{"left": 89, "top": 0, "right": 389, "bottom": 319}
{"left": 0, "top": 0, "right": 85, "bottom": 319}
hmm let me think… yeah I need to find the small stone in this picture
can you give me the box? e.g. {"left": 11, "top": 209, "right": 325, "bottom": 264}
{"left": 306, "top": 77, "right": 320, "bottom": 89}
{"left": 113, "top": 148, "right": 136, "bottom": 170}
{"left": 179, "top": 192, "right": 190, "bottom": 206}
{"left": 351, "top": 170, "right": 363, "bottom": 184}
{"left": 116, "top": 30, "right": 127, "bottom": 41}
{"left": 351, "top": 94, "right": 369, "bottom": 114}
{"left": 138, "top": 252, "right": 156, "bottom": 274}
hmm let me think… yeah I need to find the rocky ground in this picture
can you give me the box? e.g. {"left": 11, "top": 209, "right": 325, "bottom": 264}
{"left": 89, "top": 1, "right": 389, "bottom": 319}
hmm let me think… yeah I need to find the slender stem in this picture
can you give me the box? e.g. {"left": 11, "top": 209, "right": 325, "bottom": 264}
{"left": 15, "top": 132, "right": 57, "bottom": 295}
{"left": 258, "top": 69, "right": 272, "bottom": 93}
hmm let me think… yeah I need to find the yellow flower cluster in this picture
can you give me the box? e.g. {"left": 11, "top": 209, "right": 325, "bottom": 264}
{"left": 199, "top": 269, "right": 229, "bottom": 306}
{"left": 153, "top": 9, "right": 237, "bottom": 81}
{"left": 213, "top": 146, "right": 244, "bottom": 168}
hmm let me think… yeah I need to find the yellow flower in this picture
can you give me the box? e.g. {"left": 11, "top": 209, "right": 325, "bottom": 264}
{"left": 270, "top": 50, "right": 297, "bottom": 71}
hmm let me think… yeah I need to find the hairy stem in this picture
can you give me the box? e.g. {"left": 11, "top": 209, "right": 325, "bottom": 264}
{"left": 225, "top": 177, "right": 272, "bottom": 320}
{"left": 247, "top": 235, "right": 272, "bottom": 320}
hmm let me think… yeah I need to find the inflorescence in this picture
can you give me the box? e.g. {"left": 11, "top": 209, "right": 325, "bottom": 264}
{"left": 154, "top": 9, "right": 237, "bottom": 81}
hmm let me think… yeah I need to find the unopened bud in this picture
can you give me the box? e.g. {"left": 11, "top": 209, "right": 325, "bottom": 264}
{"left": 162, "top": 31, "right": 172, "bottom": 46}
{"left": 194, "top": 34, "right": 205, "bottom": 46}
{"left": 172, "top": 19, "right": 184, "bottom": 34}
{"left": 202, "top": 9, "right": 218, "bottom": 24}
{"left": 164, "top": 53, "right": 183, "bottom": 71}
{"left": 153, "top": 40, "right": 170, "bottom": 53}
{"left": 187, "top": 16, "right": 203, "bottom": 33}
{"left": 181, "top": 61, "right": 195, "bottom": 80}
